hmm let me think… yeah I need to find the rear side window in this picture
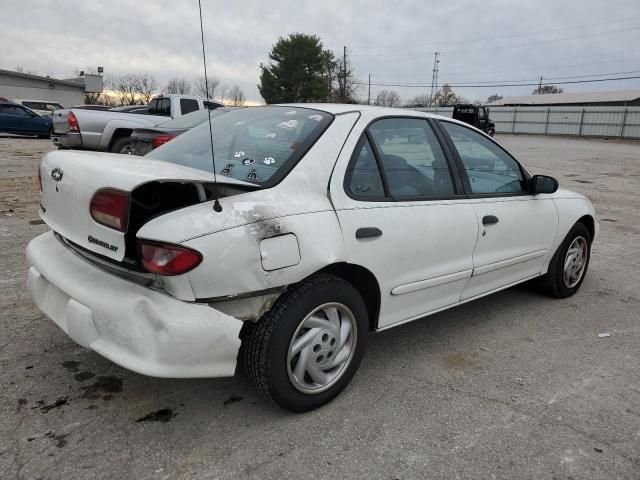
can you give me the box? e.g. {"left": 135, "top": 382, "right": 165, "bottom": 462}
{"left": 440, "top": 121, "right": 526, "bottom": 194}
{"left": 149, "top": 98, "right": 171, "bottom": 116}
{"left": 346, "top": 138, "right": 385, "bottom": 197}
{"left": 1, "top": 105, "right": 31, "bottom": 117}
{"left": 368, "top": 118, "right": 455, "bottom": 198}
{"left": 23, "top": 101, "right": 43, "bottom": 110}
{"left": 180, "top": 98, "right": 199, "bottom": 115}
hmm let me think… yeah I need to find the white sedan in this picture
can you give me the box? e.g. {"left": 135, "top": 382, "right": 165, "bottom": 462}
{"left": 27, "top": 105, "right": 597, "bottom": 412}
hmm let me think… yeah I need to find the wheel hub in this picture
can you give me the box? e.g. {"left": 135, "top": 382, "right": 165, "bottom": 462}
{"left": 310, "top": 329, "right": 338, "bottom": 367}
{"left": 286, "top": 302, "right": 357, "bottom": 394}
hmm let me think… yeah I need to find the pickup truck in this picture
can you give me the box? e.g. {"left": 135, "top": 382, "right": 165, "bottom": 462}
{"left": 51, "top": 94, "right": 223, "bottom": 153}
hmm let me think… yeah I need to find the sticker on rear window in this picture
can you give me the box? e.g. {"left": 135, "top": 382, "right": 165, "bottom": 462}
{"left": 263, "top": 157, "right": 275, "bottom": 165}
{"left": 308, "top": 114, "right": 323, "bottom": 121}
{"left": 221, "top": 163, "right": 234, "bottom": 175}
{"left": 233, "top": 151, "right": 246, "bottom": 158}
{"left": 277, "top": 120, "right": 298, "bottom": 130}
{"left": 265, "top": 132, "right": 277, "bottom": 139}
{"left": 247, "top": 168, "right": 259, "bottom": 180}
{"left": 242, "top": 158, "right": 255, "bottom": 166}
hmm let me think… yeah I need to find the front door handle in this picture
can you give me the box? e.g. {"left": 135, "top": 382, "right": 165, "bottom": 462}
{"left": 356, "top": 227, "right": 383, "bottom": 239}
{"left": 482, "top": 215, "right": 499, "bottom": 226}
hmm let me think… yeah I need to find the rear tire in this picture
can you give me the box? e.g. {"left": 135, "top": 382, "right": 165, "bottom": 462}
{"left": 241, "top": 274, "right": 368, "bottom": 412}
{"left": 538, "top": 222, "right": 591, "bottom": 298}
{"left": 110, "top": 136, "right": 132, "bottom": 154}
{"left": 487, "top": 128, "right": 495, "bottom": 137}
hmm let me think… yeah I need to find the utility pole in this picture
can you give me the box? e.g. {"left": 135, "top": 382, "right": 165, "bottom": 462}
{"left": 429, "top": 51, "right": 440, "bottom": 107}
{"left": 367, "top": 73, "right": 371, "bottom": 105}
{"left": 538, "top": 75, "right": 543, "bottom": 92}
{"left": 343, "top": 45, "right": 347, "bottom": 102}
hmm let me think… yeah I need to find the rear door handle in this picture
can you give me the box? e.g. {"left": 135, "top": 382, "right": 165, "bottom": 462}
{"left": 482, "top": 215, "right": 499, "bottom": 226}
{"left": 356, "top": 227, "right": 383, "bottom": 239}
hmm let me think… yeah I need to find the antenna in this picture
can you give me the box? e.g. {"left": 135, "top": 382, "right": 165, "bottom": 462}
{"left": 197, "top": 0, "right": 222, "bottom": 212}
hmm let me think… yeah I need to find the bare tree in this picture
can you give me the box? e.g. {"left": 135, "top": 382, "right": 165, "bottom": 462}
{"left": 532, "top": 85, "right": 563, "bottom": 95}
{"left": 487, "top": 93, "right": 503, "bottom": 103}
{"left": 322, "top": 50, "right": 358, "bottom": 103}
{"left": 432, "top": 84, "right": 459, "bottom": 106}
{"left": 108, "top": 74, "right": 139, "bottom": 105}
{"left": 375, "top": 90, "right": 402, "bottom": 107}
{"left": 193, "top": 76, "right": 221, "bottom": 99}
{"left": 134, "top": 74, "right": 159, "bottom": 104}
{"left": 405, "top": 93, "right": 432, "bottom": 108}
{"left": 164, "top": 77, "right": 192, "bottom": 95}
{"left": 228, "top": 85, "right": 245, "bottom": 106}
{"left": 216, "top": 84, "right": 229, "bottom": 104}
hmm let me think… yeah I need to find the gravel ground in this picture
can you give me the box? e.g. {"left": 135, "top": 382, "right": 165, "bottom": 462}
{"left": 0, "top": 134, "right": 638, "bottom": 480}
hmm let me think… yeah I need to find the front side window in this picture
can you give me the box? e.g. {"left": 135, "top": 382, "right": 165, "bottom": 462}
{"left": 148, "top": 106, "right": 333, "bottom": 186}
{"left": 368, "top": 118, "right": 455, "bottom": 197}
{"left": 346, "top": 137, "right": 385, "bottom": 198}
{"left": 441, "top": 121, "right": 526, "bottom": 194}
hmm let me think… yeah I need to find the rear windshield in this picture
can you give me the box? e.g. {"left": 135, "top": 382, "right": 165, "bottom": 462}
{"left": 148, "top": 106, "right": 333, "bottom": 185}
{"left": 157, "top": 107, "right": 232, "bottom": 129}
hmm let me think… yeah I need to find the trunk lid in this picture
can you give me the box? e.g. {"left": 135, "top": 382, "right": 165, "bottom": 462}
{"left": 40, "top": 150, "right": 253, "bottom": 261}
{"left": 52, "top": 109, "right": 71, "bottom": 134}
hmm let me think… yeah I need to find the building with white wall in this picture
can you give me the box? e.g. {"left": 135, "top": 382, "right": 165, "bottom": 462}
{"left": 0, "top": 68, "right": 102, "bottom": 107}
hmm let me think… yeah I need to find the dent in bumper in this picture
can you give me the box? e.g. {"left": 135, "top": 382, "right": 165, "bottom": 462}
{"left": 26, "top": 232, "right": 242, "bottom": 378}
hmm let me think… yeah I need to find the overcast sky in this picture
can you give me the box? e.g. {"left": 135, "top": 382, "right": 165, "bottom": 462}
{"left": 3, "top": 0, "right": 640, "bottom": 104}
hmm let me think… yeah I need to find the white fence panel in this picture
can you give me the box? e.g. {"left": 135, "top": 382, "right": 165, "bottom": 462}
{"left": 413, "top": 106, "right": 640, "bottom": 139}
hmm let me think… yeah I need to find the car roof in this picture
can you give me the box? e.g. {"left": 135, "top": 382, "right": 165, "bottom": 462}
{"left": 276, "top": 103, "right": 454, "bottom": 121}
{"left": 14, "top": 99, "right": 63, "bottom": 103}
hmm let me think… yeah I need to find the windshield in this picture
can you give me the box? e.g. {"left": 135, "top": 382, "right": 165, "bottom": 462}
{"left": 148, "top": 106, "right": 333, "bottom": 185}
{"left": 158, "top": 107, "right": 233, "bottom": 129}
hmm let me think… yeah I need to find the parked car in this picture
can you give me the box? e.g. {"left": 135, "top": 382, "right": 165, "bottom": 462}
{"left": 13, "top": 99, "right": 64, "bottom": 117}
{"left": 452, "top": 104, "right": 496, "bottom": 136}
{"left": 27, "top": 105, "right": 597, "bottom": 412}
{"left": 51, "top": 94, "right": 224, "bottom": 153}
{"left": 130, "top": 106, "right": 235, "bottom": 155}
{"left": 0, "top": 102, "right": 53, "bottom": 137}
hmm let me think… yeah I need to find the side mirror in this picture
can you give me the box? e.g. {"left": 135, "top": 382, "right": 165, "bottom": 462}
{"left": 530, "top": 175, "right": 559, "bottom": 194}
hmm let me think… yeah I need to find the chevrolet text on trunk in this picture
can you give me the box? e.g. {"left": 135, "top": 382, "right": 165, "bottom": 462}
{"left": 27, "top": 105, "right": 597, "bottom": 412}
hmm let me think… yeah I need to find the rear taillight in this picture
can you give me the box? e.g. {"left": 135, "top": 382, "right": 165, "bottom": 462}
{"left": 151, "top": 134, "right": 176, "bottom": 149}
{"left": 67, "top": 111, "right": 79, "bottom": 132}
{"left": 138, "top": 241, "right": 202, "bottom": 276}
{"left": 89, "top": 188, "right": 130, "bottom": 232}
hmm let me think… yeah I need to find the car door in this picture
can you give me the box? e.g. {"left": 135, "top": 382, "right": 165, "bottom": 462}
{"left": 331, "top": 116, "right": 479, "bottom": 329}
{"left": 437, "top": 120, "right": 558, "bottom": 301}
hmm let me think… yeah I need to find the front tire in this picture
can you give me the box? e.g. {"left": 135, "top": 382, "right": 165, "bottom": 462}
{"left": 538, "top": 222, "right": 591, "bottom": 298}
{"left": 486, "top": 127, "right": 495, "bottom": 137}
{"left": 242, "top": 274, "right": 368, "bottom": 412}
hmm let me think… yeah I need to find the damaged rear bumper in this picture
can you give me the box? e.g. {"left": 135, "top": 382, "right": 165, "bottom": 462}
{"left": 26, "top": 231, "right": 242, "bottom": 378}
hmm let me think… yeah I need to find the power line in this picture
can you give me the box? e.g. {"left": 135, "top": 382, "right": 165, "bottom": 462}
{"left": 356, "top": 75, "right": 640, "bottom": 89}
{"left": 349, "top": 26, "right": 640, "bottom": 61}
{"left": 368, "top": 57, "right": 640, "bottom": 78}
{"left": 369, "top": 70, "right": 640, "bottom": 87}
{"left": 349, "top": 19, "right": 640, "bottom": 50}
